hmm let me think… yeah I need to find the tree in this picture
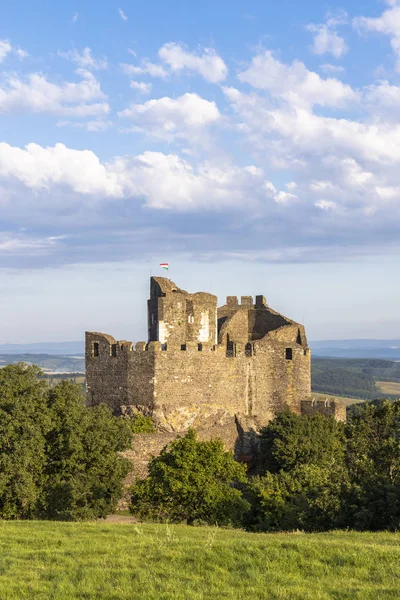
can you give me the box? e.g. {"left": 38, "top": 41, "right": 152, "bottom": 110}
{"left": 247, "top": 464, "right": 351, "bottom": 532}
{"left": 0, "top": 364, "right": 50, "bottom": 519}
{"left": 41, "top": 381, "right": 133, "bottom": 520}
{"left": 259, "top": 410, "right": 346, "bottom": 474}
{"left": 130, "top": 429, "right": 250, "bottom": 526}
{"left": 345, "top": 400, "right": 400, "bottom": 530}
{"left": 246, "top": 411, "right": 349, "bottom": 532}
{"left": 0, "top": 365, "right": 133, "bottom": 521}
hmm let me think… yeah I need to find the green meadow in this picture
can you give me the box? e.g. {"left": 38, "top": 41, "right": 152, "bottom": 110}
{"left": 0, "top": 521, "right": 400, "bottom": 599}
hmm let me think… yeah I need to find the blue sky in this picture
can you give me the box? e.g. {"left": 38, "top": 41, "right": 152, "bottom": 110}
{"left": 0, "top": 0, "right": 400, "bottom": 343}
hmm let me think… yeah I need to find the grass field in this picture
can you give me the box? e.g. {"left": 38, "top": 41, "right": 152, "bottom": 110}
{"left": 376, "top": 381, "right": 400, "bottom": 396}
{"left": 312, "top": 392, "right": 364, "bottom": 406}
{"left": 0, "top": 522, "right": 400, "bottom": 599}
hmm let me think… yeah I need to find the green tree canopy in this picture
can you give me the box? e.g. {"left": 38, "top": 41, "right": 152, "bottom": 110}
{"left": 130, "top": 429, "right": 250, "bottom": 526}
{"left": 259, "top": 410, "right": 346, "bottom": 474}
{"left": 0, "top": 364, "right": 50, "bottom": 519}
{"left": 0, "top": 365, "right": 132, "bottom": 520}
{"left": 42, "top": 381, "right": 133, "bottom": 520}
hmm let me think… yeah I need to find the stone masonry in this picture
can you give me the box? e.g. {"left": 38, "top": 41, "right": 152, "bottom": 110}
{"left": 86, "top": 277, "right": 345, "bottom": 470}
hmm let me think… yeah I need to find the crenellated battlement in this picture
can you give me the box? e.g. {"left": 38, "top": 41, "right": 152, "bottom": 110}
{"left": 301, "top": 398, "right": 346, "bottom": 422}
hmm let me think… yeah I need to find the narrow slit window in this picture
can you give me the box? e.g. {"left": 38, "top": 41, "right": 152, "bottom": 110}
{"left": 93, "top": 342, "right": 99, "bottom": 357}
{"left": 198, "top": 343, "right": 203, "bottom": 351}
{"left": 285, "top": 348, "right": 293, "bottom": 360}
{"left": 111, "top": 344, "right": 117, "bottom": 357}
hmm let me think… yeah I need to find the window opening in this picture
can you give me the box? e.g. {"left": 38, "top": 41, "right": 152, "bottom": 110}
{"left": 198, "top": 343, "right": 203, "bottom": 351}
{"left": 111, "top": 344, "right": 117, "bottom": 357}
{"left": 285, "top": 348, "right": 293, "bottom": 360}
{"left": 93, "top": 343, "right": 99, "bottom": 357}
{"left": 245, "top": 343, "right": 253, "bottom": 357}
{"left": 181, "top": 344, "right": 187, "bottom": 351}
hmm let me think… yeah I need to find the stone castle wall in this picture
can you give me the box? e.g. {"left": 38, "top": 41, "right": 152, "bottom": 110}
{"left": 86, "top": 329, "right": 311, "bottom": 432}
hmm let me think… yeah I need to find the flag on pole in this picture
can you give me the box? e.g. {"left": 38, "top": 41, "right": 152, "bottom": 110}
{"left": 160, "top": 263, "right": 169, "bottom": 271}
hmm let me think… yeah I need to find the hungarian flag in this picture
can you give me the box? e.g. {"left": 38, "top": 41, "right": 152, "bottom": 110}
{"left": 160, "top": 263, "right": 169, "bottom": 271}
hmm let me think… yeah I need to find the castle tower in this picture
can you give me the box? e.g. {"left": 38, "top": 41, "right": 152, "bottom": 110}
{"left": 147, "top": 277, "right": 217, "bottom": 346}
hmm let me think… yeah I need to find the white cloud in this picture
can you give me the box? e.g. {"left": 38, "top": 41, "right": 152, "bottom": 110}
{"left": 118, "top": 8, "right": 128, "bottom": 21}
{"left": 58, "top": 47, "right": 108, "bottom": 70}
{"left": 274, "top": 191, "right": 298, "bottom": 204}
{"left": 0, "top": 233, "right": 62, "bottom": 255}
{"left": 320, "top": 63, "right": 345, "bottom": 73}
{"left": 72, "top": 12, "right": 78, "bottom": 23}
{"left": 16, "top": 48, "right": 28, "bottom": 60}
{"left": 130, "top": 80, "right": 152, "bottom": 94}
{"left": 307, "top": 11, "right": 348, "bottom": 58}
{"left": 158, "top": 42, "right": 228, "bottom": 82}
{"left": 0, "top": 71, "right": 109, "bottom": 117}
{"left": 307, "top": 24, "right": 348, "bottom": 58}
{"left": 121, "top": 60, "right": 168, "bottom": 79}
{"left": 56, "top": 119, "right": 112, "bottom": 132}
{"left": 354, "top": 5, "right": 400, "bottom": 70}
{"left": 325, "top": 9, "right": 348, "bottom": 28}
{"left": 0, "top": 142, "right": 280, "bottom": 212}
{"left": 0, "top": 40, "right": 12, "bottom": 63}
{"left": 237, "top": 51, "right": 357, "bottom": 108}
{"left": 315, "top": 200, "right": 337, "bottom": 210}
{"left": 0, "top": 142, "right": 123, "bottom": 196}
{"left": 118, "top": 93, "right": 221, "bottom": 141}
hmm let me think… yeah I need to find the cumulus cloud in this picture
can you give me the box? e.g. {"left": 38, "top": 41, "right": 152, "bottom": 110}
{"left": 120, "top": 60, "right": 168, "bottom": 79}
{"left": 130, "top": 80, "right": 152, "bottom": 94}
{"left": 307, "top": 24, "right": 348, "bottom": 58}
{"left": 158, "top": 42, "right": 228, "bottom": 82}
{"left": 121, "top": 43, "right": 227, "bottom": 83}
{"left": 307, "top": 10, "right": 348, "bottom": 58}
{"left": 237, "top": 50, "right": 357, "bottom": 108}
{"left": 0, "top": 70, "right": 109, "bottom": 116}
{"left": 354, "top": 4, "right": 400, "bottom": 70}
{"left": 118, "top": 93, "right": 221, "bottom": 141}
{"left": 0, "top": 142, "right": 280, "bottom": 215}
{"left": 58, "top": 47, "right": 108, "bottom": 70}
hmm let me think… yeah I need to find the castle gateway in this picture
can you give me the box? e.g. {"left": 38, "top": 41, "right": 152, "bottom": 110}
{"left": 86, "top": 277, "right": 345, "bottom": 437}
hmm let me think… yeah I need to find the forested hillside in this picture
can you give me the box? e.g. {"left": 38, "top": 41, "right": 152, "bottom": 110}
{"left": 312, "top": 358, "right": 400, "bottom": 400}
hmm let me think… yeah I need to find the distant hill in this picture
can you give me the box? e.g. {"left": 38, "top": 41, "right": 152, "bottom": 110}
{"left": 0, "top": 354, "right": 85, "bottom": 373}
{"left": 0, "top": 342, "right": 84, "bottom": 355}
{"left": 310, "top": 340, "right": 400, "bottom": 360}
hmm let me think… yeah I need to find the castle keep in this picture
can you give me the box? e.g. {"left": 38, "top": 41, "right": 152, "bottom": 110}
{"left": 86, "top": 277, "right": 345, "bottom": 442}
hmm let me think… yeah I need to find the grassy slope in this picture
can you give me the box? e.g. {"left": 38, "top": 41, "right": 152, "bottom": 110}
{"left": 376, "top": 381, "right": 400, "bottom": 396}
{"left": 0, "top": 522, "right": 400, "bottom": 599}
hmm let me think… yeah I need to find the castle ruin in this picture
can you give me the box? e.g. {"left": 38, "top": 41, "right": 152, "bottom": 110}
{"left": 86, "top": 277, "right": 345, "bottom": 452}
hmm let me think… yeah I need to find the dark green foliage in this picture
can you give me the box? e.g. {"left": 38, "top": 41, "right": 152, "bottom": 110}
{"left": 259, "top": 411, "right": 346, "bottom": 473}
{"left": 0, "top": 365, "right": 132, "bottom": 520}
{"left": 345, "top": 400, "right": 400, "bottom": 530}
{"left": 249, "top": 412, "right": 348, "bottom": 531}
{"left": 128, "top": 413, "right": 156, "bottom": 433}
{"left": 130, "top": 429, "right": 250, "bottom": 526}
{"left": 0, "top": 364, "right": 51, "bottom": 519}
{"left": 42, "top": 381, "right": 132, "bottom": 520}
{"left": 248, "top": 464, "right": 351, "bottom": 532}
{"left": 250, "top": 401, "right": 400, "bottom": 532}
